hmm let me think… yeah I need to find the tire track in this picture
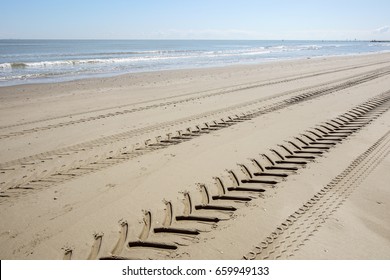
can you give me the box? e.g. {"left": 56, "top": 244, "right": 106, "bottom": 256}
{"left": 1, "top": 70, "right": 390, "bottom": 199}
{"left": 2, "top": 67, "right": 390, "bottom": 169}
{"left": 0, "top": 62, "right": 389, "bottom": 139}
{"left": 243, "top": 130, "right": 390, "bottom": 260}
{"left": 56, "top": 92, "right": 390, "bottom": 259}
{"left": 0, "top": 61, "right": 382, "bottom": 132}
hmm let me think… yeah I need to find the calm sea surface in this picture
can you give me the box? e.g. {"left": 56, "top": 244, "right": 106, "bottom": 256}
{"left": 1, "top": 40, "right": 389, "bottom": 86}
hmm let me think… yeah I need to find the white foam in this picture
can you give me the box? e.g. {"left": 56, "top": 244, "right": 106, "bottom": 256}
{"left": 0, "top": 56, "right": 191, "bottom": 70}
{"left": 0, "top": 45, "right": 323, "bottom": 71}
{"left": 0, "top": 63, "right": 11, "bottom": 69}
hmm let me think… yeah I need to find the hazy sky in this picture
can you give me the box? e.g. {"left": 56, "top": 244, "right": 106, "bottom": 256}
{"left": 1, "top": 0, "right": 389, "bottom": 40}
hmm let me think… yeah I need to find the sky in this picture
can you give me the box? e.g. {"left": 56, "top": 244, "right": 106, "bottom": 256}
{"left": 1, "top": 0, "right": 389, "bottom": 40}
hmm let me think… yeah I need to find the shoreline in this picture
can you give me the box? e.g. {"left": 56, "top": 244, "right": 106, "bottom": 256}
{"left": 0, "top": 51, "right": 387, "bottom": 90}
{"left": 0, "top": 52, "right": 390, "bottom": 259}
{"left": 1, "top": 44, "right": 390, "bottom": 88}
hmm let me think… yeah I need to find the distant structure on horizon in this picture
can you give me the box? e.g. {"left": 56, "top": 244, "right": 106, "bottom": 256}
{"left": 370, "top": 40, "right": 390, "bottom": 42}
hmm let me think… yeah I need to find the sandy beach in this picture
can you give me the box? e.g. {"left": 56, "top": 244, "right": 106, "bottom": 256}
{"left": 0, "top": 52, "right": 389, "bottom": 260}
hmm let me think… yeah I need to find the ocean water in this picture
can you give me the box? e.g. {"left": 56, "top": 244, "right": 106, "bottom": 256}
{"left": 1, "top": 40, "right": 390, "bottom": 86}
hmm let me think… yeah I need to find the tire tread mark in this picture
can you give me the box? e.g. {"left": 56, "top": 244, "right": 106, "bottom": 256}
{"left": 68, "top": 92, "right": 390, "bottom": 259}
{"left": 244, "top": 130, "right": 390, "bottom": 260}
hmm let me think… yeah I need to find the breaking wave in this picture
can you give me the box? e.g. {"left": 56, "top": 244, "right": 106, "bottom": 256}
{"left": 0, "top": 44, "right": 326, "bottom": 70}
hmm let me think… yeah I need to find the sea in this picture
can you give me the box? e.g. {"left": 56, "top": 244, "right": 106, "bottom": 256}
{"left": 1, "top": 40, "right": 390, "bottom": 87}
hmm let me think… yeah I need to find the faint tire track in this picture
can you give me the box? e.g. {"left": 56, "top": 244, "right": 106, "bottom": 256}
{"left": 1, "top": 62, "right": 389, "bottom": 139}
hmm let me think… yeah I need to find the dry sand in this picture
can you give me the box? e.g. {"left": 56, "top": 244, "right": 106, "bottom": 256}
{"left": 0, "top": 53, "right": 389, "bottom": 260}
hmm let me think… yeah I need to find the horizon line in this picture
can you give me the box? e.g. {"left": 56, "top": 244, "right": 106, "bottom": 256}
{"left": 0, "top": 38, "right": 379, "bottom": 42}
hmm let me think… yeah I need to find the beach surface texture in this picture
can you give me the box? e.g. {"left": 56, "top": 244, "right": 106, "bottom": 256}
{"left": 0, "top": 52, "right": 389, "bottom": 260}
